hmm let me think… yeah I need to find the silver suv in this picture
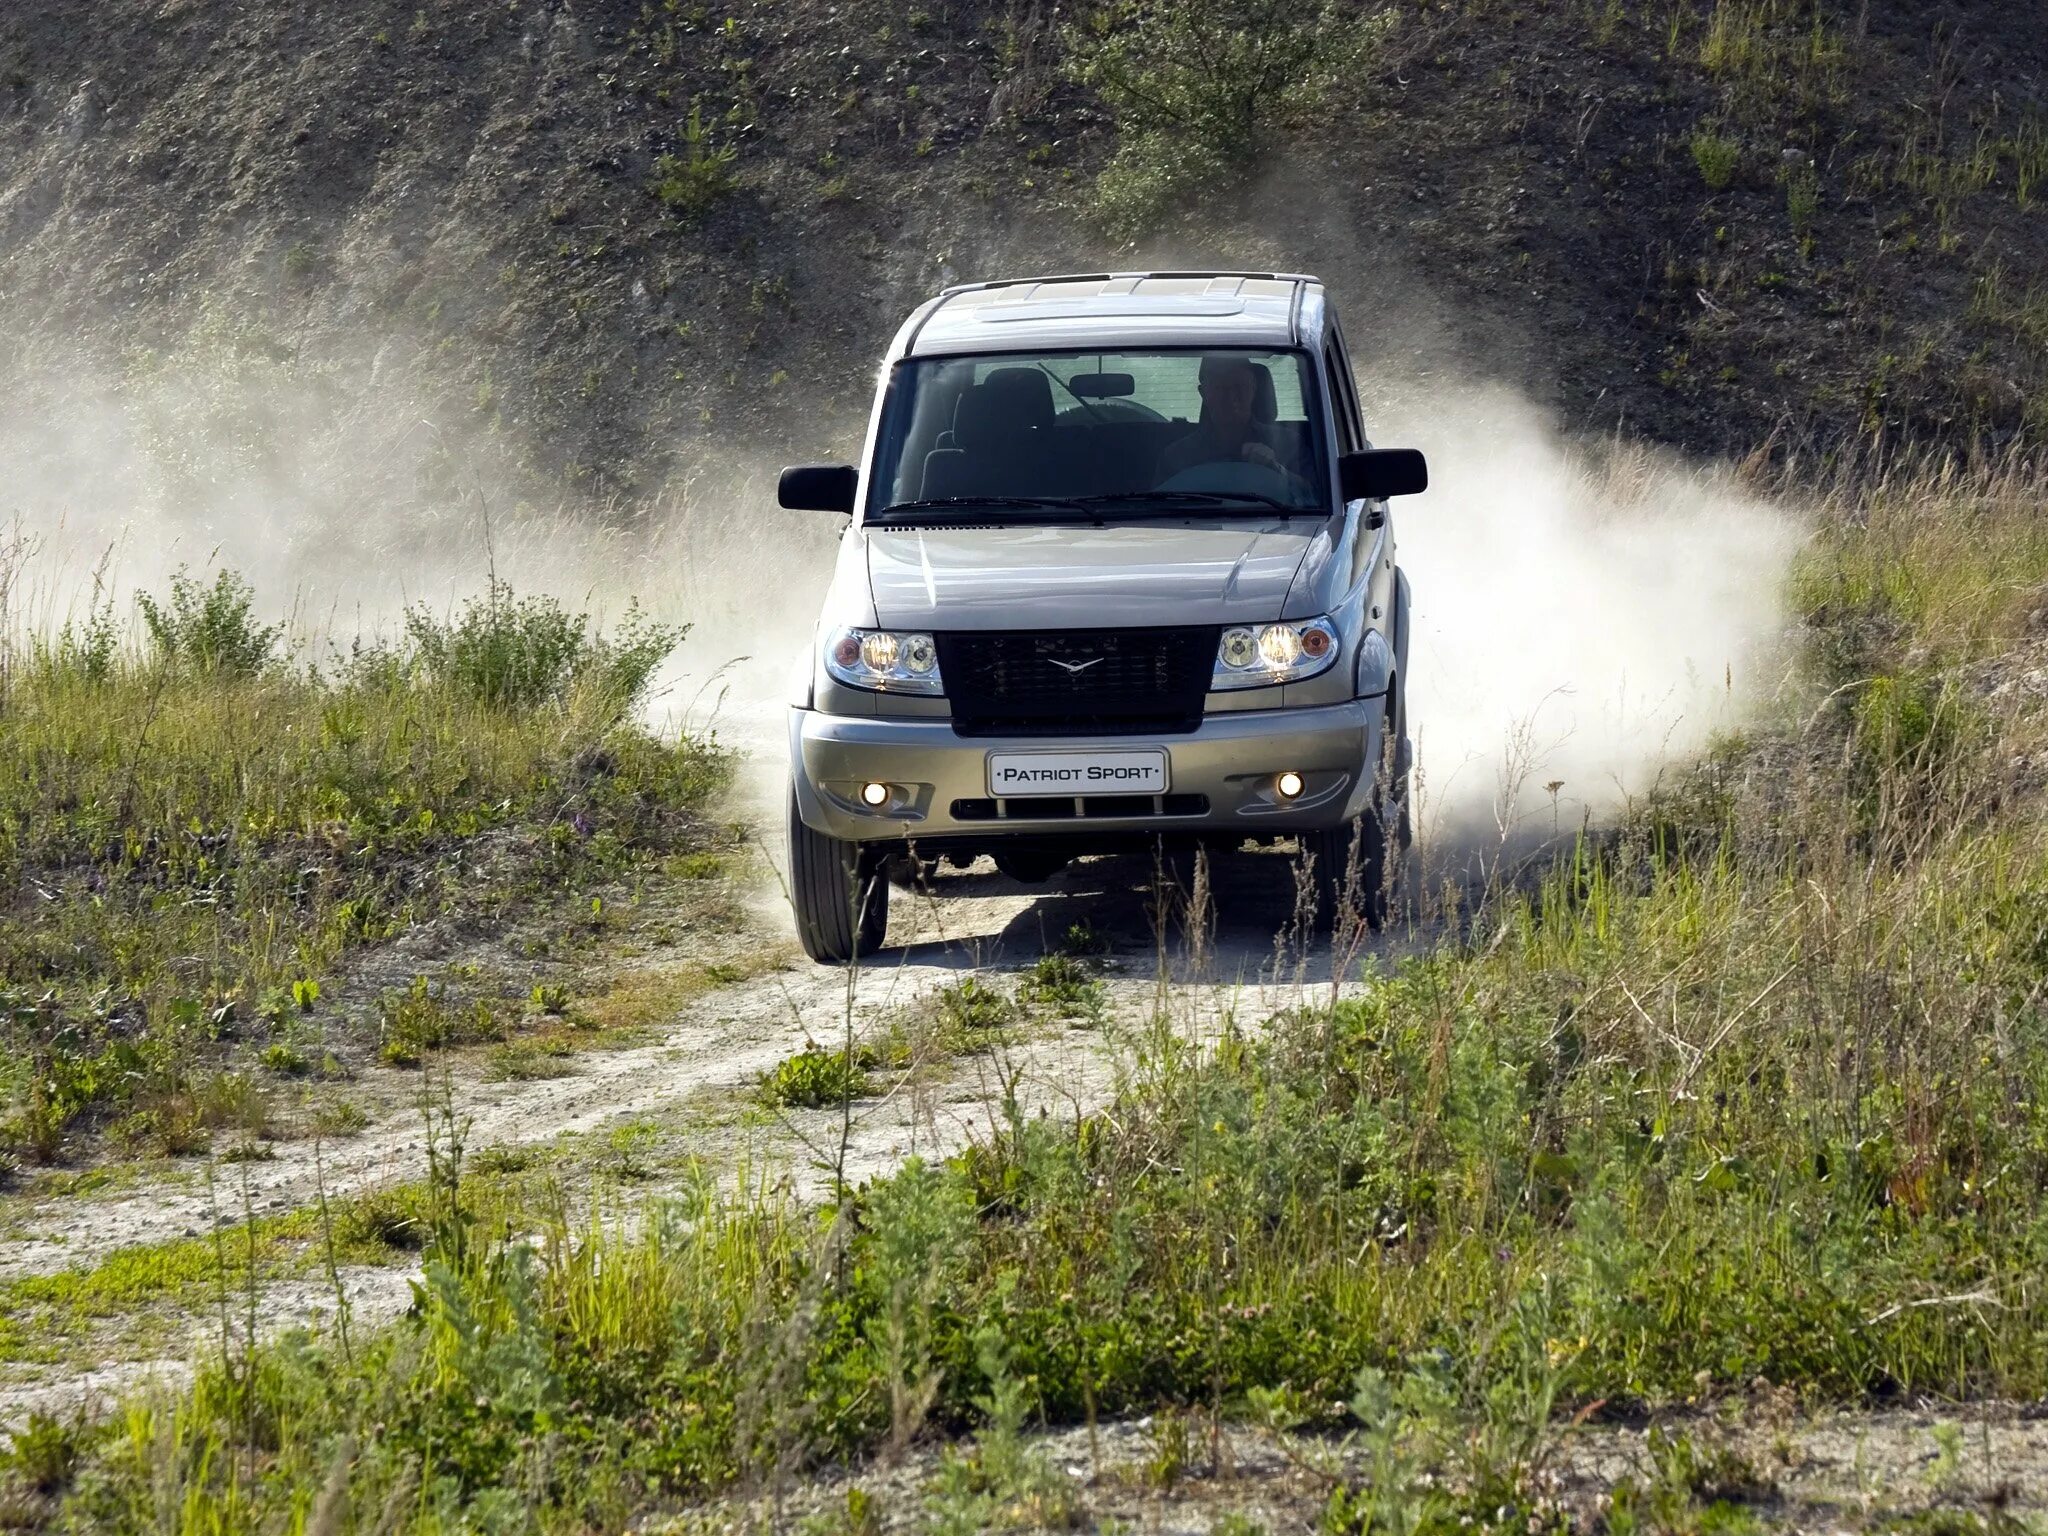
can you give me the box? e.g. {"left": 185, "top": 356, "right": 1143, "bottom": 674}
{"left": 779, "top": 271, "right": 1427, "bottom": 963}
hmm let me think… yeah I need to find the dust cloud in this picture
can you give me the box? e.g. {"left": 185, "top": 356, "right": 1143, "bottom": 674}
{"left": 1365, "top": 376, "right": 1801, "bottom": 854}
{"left": 0, "top": 316, "right": 845, "bottom": 739}
{"left": 0, "top": 313, "right": 1800, "bottom": 856}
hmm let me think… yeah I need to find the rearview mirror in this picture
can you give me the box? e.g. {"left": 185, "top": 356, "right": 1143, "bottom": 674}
{"left": 778, "top": 463, "right": 858, "bottom": 513}
{"left": 1339, "top": 448, "right": 1429, "bottom": 501}
{"left": 1069, "top": 372, "right": 1136, "bottom": 398}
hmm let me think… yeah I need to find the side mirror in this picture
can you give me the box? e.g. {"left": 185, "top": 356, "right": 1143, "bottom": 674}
{"left": 1339, "top": 448, "right": 1429, "bottom": 502}
{"left": 778, "top": 463, "right": 858, "bottom": 513}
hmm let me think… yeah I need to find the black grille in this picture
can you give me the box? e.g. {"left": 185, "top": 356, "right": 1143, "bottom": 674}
{"left": 951, "top": 794, "right": 1210, "bottom": 822}
{"left": 938, "top": 627, "right": 1218, "bottom": 737}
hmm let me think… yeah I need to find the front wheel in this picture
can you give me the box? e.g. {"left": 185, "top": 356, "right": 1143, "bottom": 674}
{"left": 1302, "top": 714, "right": 1400, "bottom": 932}
{"left": 1301, "top": 809, "right": 1390, "bottom": 932}
{"left": 787, "top": 789, "right": 888, "bottom": 964}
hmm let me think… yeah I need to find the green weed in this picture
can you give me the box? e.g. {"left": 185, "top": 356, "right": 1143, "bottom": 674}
{"left": 762, "top": 1044, "right": 874, "bottom": 1108}
{"left": 0, "top": 1412, "right": 101, "bottom": 1494}
{"left": 311, "top": 1097, "right": 370, "bottom": 1138}
{"left": 483, "top": 1034, "right": 578, "bottom": 1082}
{"left": 1018, "top": 954, "right": 1105, "bottom": 1023}
{"left": 935, "top": 977, "right": 1019, "bottom": 1035}
{"left": 376, "top": 977, "right": 505, "bottom": 1067}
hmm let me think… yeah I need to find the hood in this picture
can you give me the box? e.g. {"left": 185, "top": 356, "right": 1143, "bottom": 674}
{"left": 863, "top": 520, "right": 1321, "bottom": 631}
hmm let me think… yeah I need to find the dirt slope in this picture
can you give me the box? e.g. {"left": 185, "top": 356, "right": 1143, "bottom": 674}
{"left": 3, "top": 0, "right": 2044, "bottom": 517}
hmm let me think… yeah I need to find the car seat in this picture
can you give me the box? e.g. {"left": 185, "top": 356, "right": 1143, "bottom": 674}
{"left": 922, "top": 367, "right": 1057, "bottom": 500}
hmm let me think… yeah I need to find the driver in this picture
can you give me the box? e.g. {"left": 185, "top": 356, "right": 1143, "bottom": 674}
{"left": 1154, "top": 353, "right": 1283, "bottom": 483}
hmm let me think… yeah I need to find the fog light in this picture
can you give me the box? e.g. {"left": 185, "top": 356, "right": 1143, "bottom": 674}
{"left": 1275, "top": 770, "right": 1305, "bottom": 801}
{"left": 860, "top": 781, "right": 890, "bottom": 808}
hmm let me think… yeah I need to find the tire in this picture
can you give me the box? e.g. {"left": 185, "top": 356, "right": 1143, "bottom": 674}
{"left": 787, "top": 788, "right": 888, "bottom": 964}
{"left": 1302, "top": 710, "right": 1399, "bottom": 931}
{"left": 992, "top": 849, "right": 1069, "bottom": 884}
{"left": 1302, "top": 808, "right": 1390, "bottom": 932}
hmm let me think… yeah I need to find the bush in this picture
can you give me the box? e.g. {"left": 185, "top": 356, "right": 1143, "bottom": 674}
{"left": 402, "top": 578, "right": 683, "bottom": 713}
{"left": 1691, "top": 130, "right": 1742, "bottom": 191}
{"left": 36, "top": 588, "right": 120, "bottom": 685}
{"left": 135, "top": 567, "right": 281, "bottom": 675}
{"left": 1065, "top": 0, "right": 1389, "bottom": 236}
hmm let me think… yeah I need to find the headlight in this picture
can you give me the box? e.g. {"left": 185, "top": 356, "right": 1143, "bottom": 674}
{"left": 823, "top": 626, "right": 944, "bottom": 694}
{"left": 1212, "top": 617, "right": 1340, "bottom": 690}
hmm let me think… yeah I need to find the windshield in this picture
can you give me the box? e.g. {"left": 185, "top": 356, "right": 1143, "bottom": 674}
{"left": 863, "top": 348, "right": 1330, "bottom": 521}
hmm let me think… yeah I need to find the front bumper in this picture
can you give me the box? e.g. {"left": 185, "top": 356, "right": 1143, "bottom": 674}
{"left": 789, "top": 699, "right": 1383, "bottom": 843}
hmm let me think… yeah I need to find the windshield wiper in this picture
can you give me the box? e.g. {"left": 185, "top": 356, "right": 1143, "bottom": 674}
{"left": 1073, "top": 489, "right": 1301, "bottom": 513}
{"left": 872, "top": 495, "right": 1101, "bottom": 523}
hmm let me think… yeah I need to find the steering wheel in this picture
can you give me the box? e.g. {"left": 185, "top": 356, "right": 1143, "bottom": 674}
{"left": 1157, "top": 458, "right": 1307, "bottom": 501}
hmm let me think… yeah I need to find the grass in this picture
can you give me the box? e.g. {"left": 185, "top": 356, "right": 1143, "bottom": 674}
{"left": 0, "top": 566, "right": 725, "bottom": 1164}
{"left": 21, "top": 457, "right": 2048, "bottom": 1528}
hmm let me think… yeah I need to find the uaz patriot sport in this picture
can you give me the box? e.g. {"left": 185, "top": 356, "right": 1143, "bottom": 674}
{"left": 779, "top": 271, "right": 1427, "bottom": 964}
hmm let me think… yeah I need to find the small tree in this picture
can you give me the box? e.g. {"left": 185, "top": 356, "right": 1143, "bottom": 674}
{"left": 651, "top": 103, "right": 739, "bottom": 219}
{"left": 1065, "top": 0, "right": 1390, "bottom": 237}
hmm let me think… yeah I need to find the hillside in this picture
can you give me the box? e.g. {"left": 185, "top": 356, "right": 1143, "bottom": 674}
{"left": 6, "top": 5, "right": 2048, "bottom": 1533}
{"left": 2, "top": 0, "right": 2045, "bottom": 529}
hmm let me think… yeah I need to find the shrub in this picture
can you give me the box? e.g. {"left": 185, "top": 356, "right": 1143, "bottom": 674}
{"left": 0, "top": 1412, "right": 99, "bottom": 1494}
{"left": 135, "top": 567, "right": 282, "bottom": 675}
{"left": 402, "top": 578, "right": 683, "bottom": 713}
{"left": 1692, "top": 130, "right": 1741, "bottom": 191}
{"left": 36, "top": 587, "right": 120, "bottom": 685}
{"left": 376, "top": 977, "right": 504, "bottom": 1066}
{"left": 1065, "top": 0, "right": 1389, "bottom": 236}
{"left": 651, "top": 103, "right": 738, "bottom": 218}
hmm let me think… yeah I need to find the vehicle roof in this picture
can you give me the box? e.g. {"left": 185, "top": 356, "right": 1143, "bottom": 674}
{"left": 894, "top": 271, "right": 1327, "bottom": 360}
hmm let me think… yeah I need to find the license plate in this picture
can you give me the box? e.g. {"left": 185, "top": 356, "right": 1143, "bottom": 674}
{"left": 987, "top": 749, "right": 1170, "bottom": 798}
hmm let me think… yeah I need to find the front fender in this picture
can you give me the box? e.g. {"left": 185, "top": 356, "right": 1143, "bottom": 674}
{"left": 1354, "top": 627, "right": 1394, "bottom": 699}
{"left": 1393, "top": 567, "right": 1412, "bottom": 682}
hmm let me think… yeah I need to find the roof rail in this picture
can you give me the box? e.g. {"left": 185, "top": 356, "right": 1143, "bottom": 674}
{"left": 937, "top": 269, "right": 1319, "bottom": 297}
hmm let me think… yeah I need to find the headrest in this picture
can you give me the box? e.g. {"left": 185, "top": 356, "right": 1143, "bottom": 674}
{"left": 1248, "top": 361, "right": 1277, "bottom": 424}
{"left": 955, "top": 366, "right": 1055, "bottom": 447}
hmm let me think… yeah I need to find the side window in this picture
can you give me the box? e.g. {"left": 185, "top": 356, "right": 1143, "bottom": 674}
{"left": 1323, "top": 341, "right": 1361, "bottom": 456}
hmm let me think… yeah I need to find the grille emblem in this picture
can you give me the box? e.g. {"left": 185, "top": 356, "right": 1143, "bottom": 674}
{"left": 1046, "top": 656, "right": 1104, "bottom": 675}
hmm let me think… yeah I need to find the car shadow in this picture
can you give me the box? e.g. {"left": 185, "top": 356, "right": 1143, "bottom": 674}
{"left": 881, "top": 847, "right": 1388, "bottom": 988}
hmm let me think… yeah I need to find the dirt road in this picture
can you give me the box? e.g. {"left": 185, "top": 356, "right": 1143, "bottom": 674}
{"left": 0, "top": 693, "right": 1400, "bottom": 1426}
